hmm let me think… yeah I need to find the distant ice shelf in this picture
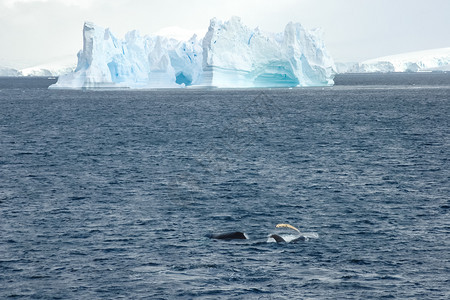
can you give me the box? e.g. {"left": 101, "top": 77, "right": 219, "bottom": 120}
{"left": 0, "top": 56, "right": 76, "bottom": 77}
{"left": 347, "top": 48, "right": 450, "bottom": 73}
{"left": 20, "top": 58, "right": 76, "bottom": 77}
{"left": 49, "top": 17, "right": 336, "bottom": 89}
{"left": 0, "top": 67, "right": 20, "bottom": 76}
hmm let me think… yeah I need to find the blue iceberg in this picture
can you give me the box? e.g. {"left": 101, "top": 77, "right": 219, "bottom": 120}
{"left": 50, "top": 17, "right": 335, "bottom": 89}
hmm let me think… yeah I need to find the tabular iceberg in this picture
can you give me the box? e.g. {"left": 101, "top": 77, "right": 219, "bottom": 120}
{"left": 50, "top": 17, "right": 335, "bottom": 89}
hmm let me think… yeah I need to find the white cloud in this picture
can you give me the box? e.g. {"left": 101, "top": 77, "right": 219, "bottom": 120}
{"left": 1, "top": 0, "right": 450, "bottom": 67}
{"left": 2, "top": 0, "right": 92, "bottom": 8}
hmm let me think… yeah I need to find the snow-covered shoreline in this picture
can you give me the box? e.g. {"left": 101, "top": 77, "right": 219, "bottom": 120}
{"left": 0, "top": 56, "right": 77, "bottom": 77}
{"left": 338, "top": 48, "right": 450, "bottom": 73}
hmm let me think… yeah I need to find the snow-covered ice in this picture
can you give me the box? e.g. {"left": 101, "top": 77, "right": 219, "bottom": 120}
{"left": 0, "top": 67, "right": 20, "bottom": 76}
{"left": 1, "top": 56, "right": 76, "bottom": 77}
{"left": 351, "top": 48, "right": 450, "bottom": 73}
{"left": 50, "top": 17, "right": 336, "bottom": 89}
{"left": 19, "top": 56, "right": 76, "bottom": 77}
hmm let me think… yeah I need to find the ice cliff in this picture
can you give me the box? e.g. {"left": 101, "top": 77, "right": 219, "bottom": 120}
{"left": 51, "top": 22, "right": 202, "bottom": 89}
{"left": 201, "top": 17, "right": 335, "bottom": 87}
{"left": 50, "top": 17, "right": 335, "bottom": 89}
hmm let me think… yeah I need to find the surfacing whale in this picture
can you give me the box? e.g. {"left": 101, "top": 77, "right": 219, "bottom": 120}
{"left": 269, "top": 234, "right": 306, "bottom": 243}
{"left": 268, "top": 223, "right": 306, "bottom": 243}
{"left": 207, "top": 232, "right": 248, "bottom": 240}
{"left": 207, "top": 224, "right": 309, "bottom": 243}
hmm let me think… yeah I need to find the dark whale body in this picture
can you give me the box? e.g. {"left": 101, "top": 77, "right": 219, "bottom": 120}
{"left": 270, "top": 234, "right": 306, "bottom": 243}
{"left": 269, "top": 234, "right": 286, "bottom": 243}
{"left": 207, "top": 232, "right": 248, "bottom": 240}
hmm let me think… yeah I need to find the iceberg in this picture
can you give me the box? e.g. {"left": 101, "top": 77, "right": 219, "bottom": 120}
{"left": 201, "top": 17, "right": 335, "bottom": 87}
{"left": 50, "top": 17, "right": 335, "bottom": 89}
{"left": 51, "top": 22, "right": 202, "bottom": 89}
{"left": 350, "top": 48, "right": 450, "bottom": 73}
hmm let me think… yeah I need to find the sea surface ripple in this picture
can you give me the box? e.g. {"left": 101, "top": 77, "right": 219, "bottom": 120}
{"left": 0, "top": 74, "right": 449, "bottom": 299}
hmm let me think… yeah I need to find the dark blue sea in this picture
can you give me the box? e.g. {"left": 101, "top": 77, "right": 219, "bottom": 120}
{"left": 1, "top": 73, "right": 449, "bottom": 299}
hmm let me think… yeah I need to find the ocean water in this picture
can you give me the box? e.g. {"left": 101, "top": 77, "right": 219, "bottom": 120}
{"left": 0, "top": 74, "right": 449, "bottom": 299}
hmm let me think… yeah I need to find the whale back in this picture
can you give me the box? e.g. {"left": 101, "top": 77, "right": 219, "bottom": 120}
{"left": 207, "top": 232, "right": 248, "bottom": 240}
{"left": 269, "top": 234, "right": 286, "bottom": 243}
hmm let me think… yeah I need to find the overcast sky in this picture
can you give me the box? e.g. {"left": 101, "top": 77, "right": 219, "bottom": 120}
{"left": 1, "top": 0, "right": 449, "bottom": 67}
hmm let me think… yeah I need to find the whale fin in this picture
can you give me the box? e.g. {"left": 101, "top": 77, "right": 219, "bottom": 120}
{"left": 269, "top": 234, "right": 286, "bottom": 243}
{"left": 276, "top": 223, "right": 300, "bottom": 233}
